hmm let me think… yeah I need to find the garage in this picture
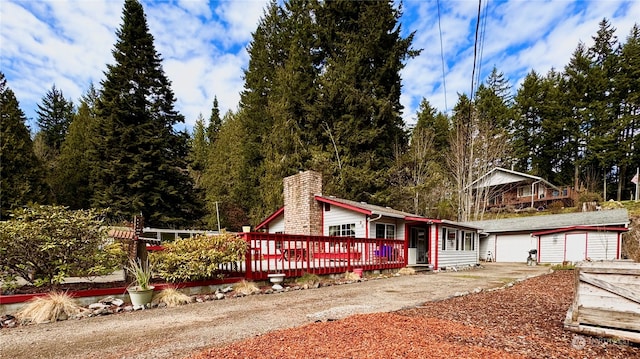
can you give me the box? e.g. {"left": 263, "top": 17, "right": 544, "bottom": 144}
{"left": 494, "top": 233, "right": 538, "bottom": 262}
{"left": 534, "top": 227, "right": 625, "bottom": 263}
{"left": 467, "top": 209, "right": 629, "bottom": 264}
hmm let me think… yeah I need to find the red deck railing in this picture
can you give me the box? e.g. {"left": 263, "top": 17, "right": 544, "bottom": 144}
{"left": 241, "top": 233, "right": 406, "bottom": 280}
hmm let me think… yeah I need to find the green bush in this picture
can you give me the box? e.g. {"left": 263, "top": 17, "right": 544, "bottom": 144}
{"left": 150, "top": 233, "right": 248, "bottom": 282}
{"left": 0, "top": 205, "right": 126, "bottom": 288}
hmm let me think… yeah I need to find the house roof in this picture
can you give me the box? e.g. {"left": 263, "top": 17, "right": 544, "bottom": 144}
{"left": 315, "top": 196, "right": 419, "bottom": 219}
{"left": 256, "top": 194, "right": 481, "bottom": 231}
{"left": 470, "top": 167, "right": 559, "bottom": 190}
{"left": 463, "top": 208, "right": 629, "bottom": 234}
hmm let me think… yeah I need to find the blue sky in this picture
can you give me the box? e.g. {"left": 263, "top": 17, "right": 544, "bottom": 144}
{"left": 1, "top": 0, "right": 638, "bottom": 132}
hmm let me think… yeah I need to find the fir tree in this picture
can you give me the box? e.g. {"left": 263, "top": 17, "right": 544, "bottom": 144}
{"left": 0, "top": 73, "right": 48, "bottom": 217}
{"left": 91, "top": 0, "right": 202, "bottom": 226}
{"left": 35, "top": 84, "right": 74, "bottom": 152}
{"left": 54, "top": 85, "right": 100, "bottom": 209}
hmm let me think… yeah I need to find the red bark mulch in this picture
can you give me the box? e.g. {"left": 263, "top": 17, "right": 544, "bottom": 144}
{"left": 189, "top": 270, "right": 639, "bottom": 359}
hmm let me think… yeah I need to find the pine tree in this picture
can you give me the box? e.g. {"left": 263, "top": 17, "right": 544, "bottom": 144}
{"left": 206, "top": 97, "right": 222, "bottom": 144}
{"left": 615, "top": 24, "right": 640, "bottom": 200}
{"left": 0, "top": 73, "right": 48, "bottom": 217}
{"left": 512, "top": 70, "right": 544, "bottom": 173}
{"left": 35, "top": 84, "right": 74, "bottom": 152}
{"left": 54, "top": 84, "right": 99, "bottom": 209}
{"left": 189, "top": 113, "right": 208, "bottom": 188}
{"left": 312, "top": 0, "right": 419, "bottom": 203}
{"left": 91, "top": 0, "right": 202, "bottom": 226}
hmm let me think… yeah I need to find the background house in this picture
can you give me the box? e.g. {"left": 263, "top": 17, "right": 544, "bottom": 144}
{"left": 256, "top": 170, "right": 480, "bottom": 270}
{"left": 464, "top": 209, "right": 629, "bottom": 263}
{"left": 471, "top": 167, "right": 576, "bottom": 211}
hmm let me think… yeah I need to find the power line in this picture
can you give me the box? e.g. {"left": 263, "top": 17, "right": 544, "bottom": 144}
{"left": 437, "top": 0, "right": 448, "bottom": 112}
{"left": 475, "top": 0, "right": 489, "bottom": 95}
{"left": 470, "top": 0, "right": 483, "bottom": 102}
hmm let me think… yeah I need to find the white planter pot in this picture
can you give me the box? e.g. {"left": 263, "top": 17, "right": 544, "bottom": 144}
{"left": 127, "top": 286, "right": 155, "bottom": 306}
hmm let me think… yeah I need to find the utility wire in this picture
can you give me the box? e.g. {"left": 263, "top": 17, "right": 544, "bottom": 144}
{"left": 470, "top": 0, "right": 482, "bottom": 102}
{"left": 437, "top": 0, "right": 448, "bottom": 112}
{"left": 476, "top": 0, "right": 489, "bottom": 94}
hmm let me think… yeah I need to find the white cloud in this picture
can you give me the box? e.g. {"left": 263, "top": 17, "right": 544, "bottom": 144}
{"left": 1, "top": 0, "right": 638, "bottom": 131}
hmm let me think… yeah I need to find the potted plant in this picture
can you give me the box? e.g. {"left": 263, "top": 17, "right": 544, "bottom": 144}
{"left": 126, "top": 258, "right": 154, "bottom": 306}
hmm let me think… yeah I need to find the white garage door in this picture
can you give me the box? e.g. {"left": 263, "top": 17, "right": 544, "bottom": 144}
{"left": 495, "top": 234, "right": 537, "bottom": 262}
{"left": 565, "top": 233, "right": 587, "bottom": 262}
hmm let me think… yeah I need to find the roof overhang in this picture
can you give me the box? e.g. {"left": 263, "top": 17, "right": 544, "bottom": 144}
{"left": 315, "top": 196, "right": 372, "bottom": 216}
{"left": 255, "top": 207, "right": 284, "bottom": 230}
{"left": 531, "top": 226, "right": 629, "bottom": 236}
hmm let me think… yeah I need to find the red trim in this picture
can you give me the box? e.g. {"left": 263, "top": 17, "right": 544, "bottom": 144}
{"left": 0, "top": 277, "right": 243, "bottom": 305}
{"left": 314, "top": 196, "right": 372, "bottom": 215}
{"left": 617, "top": 232, "right": 621, "bottom": 259}
{"left": 531, "top": 225, "right": 628, "bottom": 236}
{"left": 537, "top": 236, "right": 541, "bottom": 262}
{"left": 494, "top": 234, "right": 498, "bottom": 262}
{"left": 405, "top": 216, "right": 441, "bottom": 223}
{"left": 434, "top": 225, "right": 439, "bottom": 270}
{"left": 255, "top": 207, "right": 284, "bottom": 230}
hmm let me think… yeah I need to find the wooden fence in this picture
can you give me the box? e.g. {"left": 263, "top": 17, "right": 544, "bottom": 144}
{"left": 564, "top": 260, "right": 640, "bottom": 344}
{"left": 240, "top": 233, "right": 406, "bottom": 280}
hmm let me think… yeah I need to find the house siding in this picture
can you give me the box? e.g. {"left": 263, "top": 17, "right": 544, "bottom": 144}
{"left": 538, "top": 230, "right": 620, "bottom": 263}
{"left": 435, "top": 225, "right": 479, "bottom": 269}
{"left": 323, "top": 205, "right": 367, "bottom": 238}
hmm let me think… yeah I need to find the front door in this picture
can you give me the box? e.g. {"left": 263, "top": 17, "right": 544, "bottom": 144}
{"left": 411, "top": 227, "right": 428, "bottom": 264}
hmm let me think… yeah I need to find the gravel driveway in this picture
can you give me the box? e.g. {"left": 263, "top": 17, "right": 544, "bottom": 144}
{"left": 0, "top": 263, "right": 550, "bottom": 359}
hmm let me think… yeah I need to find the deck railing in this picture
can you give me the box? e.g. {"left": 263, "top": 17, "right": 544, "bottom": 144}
{"left": 241, "top": 233, "right": 406, "bottom": 280}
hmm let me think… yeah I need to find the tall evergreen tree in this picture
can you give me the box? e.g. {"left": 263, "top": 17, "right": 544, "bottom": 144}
{"left": 54, "top": 84, "right": 100, "bottom": 209}
{"left": 0, "top": 73, "right": 48, "bottom": 217}
{"left": 35, "top": 84, "right": 74, "bottom": 152}
{"left": 206, "top": 97, "right": 222, "bottom": 144}
{"left": 615, "top": 24, "right": 640, "bottom": 200}
{"left": 312, "top": 0, "right": 419, "bottom": 203}
{"left": 91, "top": 0, "right": 202, "bottom": 226}
{"left": 189, "top": 113, "right": 208, "bottom": 188}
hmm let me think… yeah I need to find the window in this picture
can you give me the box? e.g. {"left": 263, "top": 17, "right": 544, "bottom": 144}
{"left": 375, "top": 223, "right": 395, "bottom": 239}
{"left": 464, "top": 231, "right": 474, "bottom": 251}
{"left": 328, "top": 224, "right": 355, "bottom": 237}
{"left": 442, "top": 228, "right": 457, "bottom": 251}
{"left": 517, "top": 185, "right": 532, "bottom": 197}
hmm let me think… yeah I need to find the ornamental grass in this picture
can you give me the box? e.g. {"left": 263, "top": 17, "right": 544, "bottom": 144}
{"left": 17, "top": 292, "right": 88, "bottom": 324}
{"left": 153, "top": 288, "right": 192, "bottom": 307}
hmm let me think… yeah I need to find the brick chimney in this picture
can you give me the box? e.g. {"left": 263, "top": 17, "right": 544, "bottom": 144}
{"left": 283, "top": 170, "right": 323, "bottom": 235}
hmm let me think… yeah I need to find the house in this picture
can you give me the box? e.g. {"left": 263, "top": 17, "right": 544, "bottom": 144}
{"left": 256, "top": 170, "right": 481, "bottom": 270}
{"left": 471, "top": 167, "right": 576, "bottom": 211}
{"left": 464, "top": 209, "right": 629, "bottom": 263}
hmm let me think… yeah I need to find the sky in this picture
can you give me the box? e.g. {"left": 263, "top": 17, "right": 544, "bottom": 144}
{"left": 1, "top": 0, "right": 638, "bottom": 133}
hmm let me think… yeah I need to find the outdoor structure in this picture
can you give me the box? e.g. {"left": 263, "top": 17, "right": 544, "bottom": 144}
{"left": 565, "top": 261, "right": 640, "bottom": 344}
{"left": 465, "top": 209, "right": 629, "bottom": 263}
{"left": 255, "top": 170, "right": 481, "bottom": 270}
{"left": 471, "top": 167, "right": 576, "bottom": 211}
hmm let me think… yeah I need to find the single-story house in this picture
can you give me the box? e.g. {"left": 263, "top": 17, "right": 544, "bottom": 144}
{"left": 471, "top": 167, "right": 576, "bottom": 210}
{"left": 464, "top": 209, "right": 629, "bottom": 263}
{"left": 256, "top": 170, "right": 481, "bottom": 270}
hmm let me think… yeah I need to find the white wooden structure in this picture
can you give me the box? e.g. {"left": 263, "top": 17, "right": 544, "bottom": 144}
{"left": 466, "top": 209, "right": 629, "bottom": 263}
{"left": 565, "top": 261, "right": 640, "bottom": 344}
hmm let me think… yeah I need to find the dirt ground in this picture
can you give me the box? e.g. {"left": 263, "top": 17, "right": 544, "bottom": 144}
{"left": 0, "top": 263, "right": 550, "bottom": 359}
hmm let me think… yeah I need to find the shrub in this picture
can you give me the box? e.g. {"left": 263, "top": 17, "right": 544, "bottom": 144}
{"left": 547, "top": 200, "right": 565, "bottom": 214}
{"left": 150, "top": 233, "right": 248, "bottom": 282}
{"left": 0, "top": 205, "right": 126, "bottom": 288}
{"left": 17, "top": 292, "right": 88, "bottom": 324}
